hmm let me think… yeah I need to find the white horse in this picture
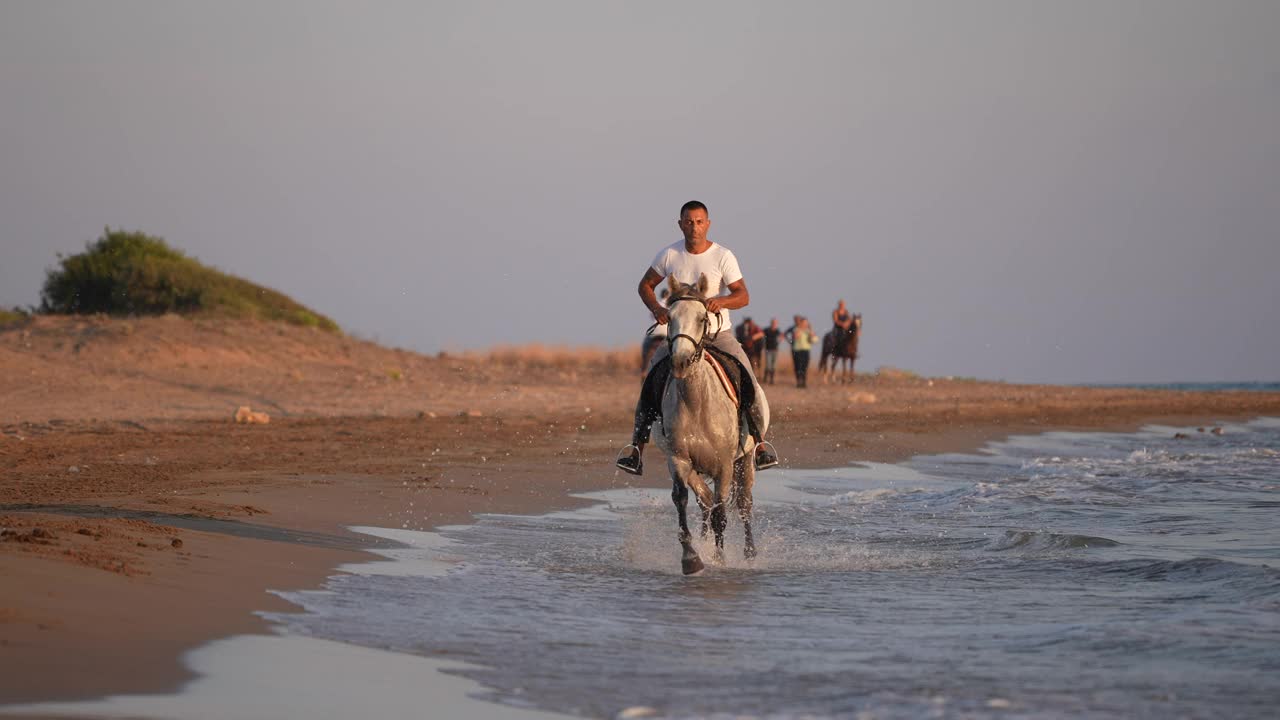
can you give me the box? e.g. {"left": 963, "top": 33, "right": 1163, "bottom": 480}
{"left": 654, "top": 274, "right": 758, "bottom": 574}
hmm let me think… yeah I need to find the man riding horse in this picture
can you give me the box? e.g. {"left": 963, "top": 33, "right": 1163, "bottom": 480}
{"left": 819, "top": 299, "right": 862, "bottom": 383}
{"left": 615, "top": 200, "right": 778, "bottom": 476}
{"left": 832, "top": 299, "right": 855, "bottom": 349}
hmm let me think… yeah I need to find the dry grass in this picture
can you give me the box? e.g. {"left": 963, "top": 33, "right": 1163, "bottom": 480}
{"left": 449, "top": 344, "right": 637, "bottom": 374}
{"left": 455, "top": 345, "right": 888, "bottom": 389}
{"left": 0, "top": 309, "right": 27, "bottom": 328}
{"left": 874, "top": 365, "right": 920, "bottom": 380}
{"left": 450, "top": 344, "right": 879, "bottom": 381}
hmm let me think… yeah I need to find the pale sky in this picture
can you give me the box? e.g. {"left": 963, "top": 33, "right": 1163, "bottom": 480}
{"left": 2, "top": 1, "right": 1277, "bottom": 384}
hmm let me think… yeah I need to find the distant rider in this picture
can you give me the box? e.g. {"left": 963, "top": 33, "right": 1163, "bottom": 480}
{"left": 832, "top": 299, "right": 854, "bottom": 347}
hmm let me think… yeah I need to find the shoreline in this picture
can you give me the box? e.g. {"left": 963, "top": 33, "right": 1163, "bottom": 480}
{"left": 5, "top": 316, "right": 1280, "bottom": 708}
{"left": 4, "top": 401, "right": 1279, "bottom": 707}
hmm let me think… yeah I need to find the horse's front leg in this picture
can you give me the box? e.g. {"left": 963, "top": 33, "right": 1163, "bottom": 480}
{"left": 709, "top": 466, "right": 735, "bottom": 564}
{"left": 734, "top": 455, "right": 757, "bottom": 560}
{"left": 675, "top": 460, "right": 715, "bottom": 541}
{"left": 670, "top": 456, "right": 713, "bottom": 575}
{"left": 671, "top": 476, "right": 703, "bottom": 576}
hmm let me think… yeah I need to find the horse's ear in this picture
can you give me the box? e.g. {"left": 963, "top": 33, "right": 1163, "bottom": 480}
{"left": 697, "top": 273, "right": 710, "bottom": 297}
{"left": 667, "top": 275, "right": 680, "bottom": 295}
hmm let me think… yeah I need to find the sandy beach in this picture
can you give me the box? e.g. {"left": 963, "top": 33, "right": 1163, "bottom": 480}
{"left": 3, "top": 314, "right": 1279, "bottom": 708}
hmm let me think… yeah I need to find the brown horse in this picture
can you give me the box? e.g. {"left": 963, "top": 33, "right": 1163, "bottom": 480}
{"left": 819, "top": 314, "right": 861, "bottom": 384}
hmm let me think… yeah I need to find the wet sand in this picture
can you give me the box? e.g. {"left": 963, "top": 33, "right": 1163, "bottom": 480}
{"left": 3, "top": 315, "right": 1279, "bottom": 706}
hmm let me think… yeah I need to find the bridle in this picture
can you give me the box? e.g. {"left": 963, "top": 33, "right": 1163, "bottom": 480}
{"left": 650, "top": 294, "right": 724, "bottom": 365}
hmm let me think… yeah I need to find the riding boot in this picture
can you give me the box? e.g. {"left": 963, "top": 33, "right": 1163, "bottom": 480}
{"left": 618, "top": 358, "right": 671, "bottom": 475}
{"left": 753, "top": 437, "right": 779, "bottom": 469}
{"left": 736, "top": 380, "right": 778, "bottom": 471}
{"left": 615, "top": 445, "right": 643, "bottom": 475}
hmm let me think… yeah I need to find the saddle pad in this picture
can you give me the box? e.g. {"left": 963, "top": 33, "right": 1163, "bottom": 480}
{"left": 704, "top": 352, "right": 740, "bottom": 408}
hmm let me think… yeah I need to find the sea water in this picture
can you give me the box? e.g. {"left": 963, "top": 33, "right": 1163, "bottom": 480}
{"left": 261, "top": 416, "right": 1280, "bottom": 719}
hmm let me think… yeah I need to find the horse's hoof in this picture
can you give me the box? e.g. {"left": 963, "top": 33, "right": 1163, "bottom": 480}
{"left": 682, "top": 555, "right": 705, "bottom": 575}
{"left": 744, "top": 545, "right": 758, "bottom": 560}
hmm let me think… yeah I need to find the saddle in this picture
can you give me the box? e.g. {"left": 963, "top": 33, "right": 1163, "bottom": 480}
{"left": 703, "top": 348, "right": 740, "bottom": 408}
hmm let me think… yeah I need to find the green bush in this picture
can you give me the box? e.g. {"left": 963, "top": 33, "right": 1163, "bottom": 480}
{"left": 40, "top": 229, "right": 340, "bottom": 332}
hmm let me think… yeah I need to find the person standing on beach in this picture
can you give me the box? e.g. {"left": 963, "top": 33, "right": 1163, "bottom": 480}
{"left": 736, "top": 317, "right": 765, "bottom": 374}
{"left": 785, "top": 315, "right": 818, "bottom": 388}
{"left": 615, "top": 200, "right": 778, "bottom": 476}
{"left": 762, "top": 317, "right": 781, "bottom": 384}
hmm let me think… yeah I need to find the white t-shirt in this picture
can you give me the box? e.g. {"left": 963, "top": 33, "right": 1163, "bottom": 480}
{"left": 650, "top": 240, "right": 744, "bottom": 331}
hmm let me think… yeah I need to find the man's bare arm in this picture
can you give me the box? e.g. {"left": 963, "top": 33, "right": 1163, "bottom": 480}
{"left": 706, "top": 279, "right": 749, "bottom": 314}
{"left": 638, "top": 268, "right": 668, "bottom": 324}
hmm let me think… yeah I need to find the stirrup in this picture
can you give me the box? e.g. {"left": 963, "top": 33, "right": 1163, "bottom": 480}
{"left": 754, "top": 441, "right": 779, "bottom": 471}
{"left": 615, "top": 445, "right": 643, "bottom": 476}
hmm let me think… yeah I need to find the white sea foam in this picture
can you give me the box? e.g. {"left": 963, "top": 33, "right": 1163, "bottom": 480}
{"left": 334, "top": 524, "right": 466, "bottom": 578}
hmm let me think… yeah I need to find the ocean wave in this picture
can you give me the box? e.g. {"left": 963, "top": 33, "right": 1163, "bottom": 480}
{"left": 987, "top": 529, "right": 1120, "bottom": 552}
{"left": 1098, "top": 556, "right": 1280, "bottom": 590}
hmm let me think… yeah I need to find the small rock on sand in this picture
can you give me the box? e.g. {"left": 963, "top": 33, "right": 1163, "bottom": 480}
{"left": 234, "top": 405, "right": 271, "bottom": 424}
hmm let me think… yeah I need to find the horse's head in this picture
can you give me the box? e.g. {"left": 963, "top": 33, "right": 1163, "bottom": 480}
{"left": 665, "top": 273, "right": 716, "bottom": 378}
